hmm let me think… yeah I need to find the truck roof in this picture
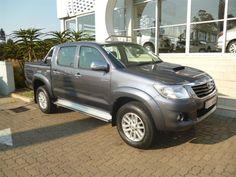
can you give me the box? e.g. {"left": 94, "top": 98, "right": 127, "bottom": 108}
{"left": 54, "top": 41, "right": 135, "bottom": 48}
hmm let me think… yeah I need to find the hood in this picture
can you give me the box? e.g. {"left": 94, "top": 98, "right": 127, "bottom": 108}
{"left": 127, "top": 62, "right": 209, "bottom": 85}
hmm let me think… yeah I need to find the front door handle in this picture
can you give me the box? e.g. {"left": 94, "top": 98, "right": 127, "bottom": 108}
{"left": 53, "top": 70, "right": 61, "bottom": 75}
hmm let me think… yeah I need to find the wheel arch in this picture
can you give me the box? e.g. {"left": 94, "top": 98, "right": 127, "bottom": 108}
{"left": 111, "top": 88, "right": 164, "bottom": 130}
{"left": 33, "top": 74, "right": 53, "bottom": 102}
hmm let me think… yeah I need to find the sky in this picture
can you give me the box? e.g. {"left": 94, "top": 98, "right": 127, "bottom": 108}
{"left": 0, "top": 0, "right": 60, "bottom": 36}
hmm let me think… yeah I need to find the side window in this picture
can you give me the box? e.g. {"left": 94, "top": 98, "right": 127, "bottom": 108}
{"left": 57, "top": 46, "right": 77, "bottom": 67}
{"left": 79, "top": 46, "right": 107, "bottom": 69}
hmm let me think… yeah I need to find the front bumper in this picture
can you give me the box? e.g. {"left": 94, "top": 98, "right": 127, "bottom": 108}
{"left": 153, "top": 91, "right": 217, "bottom": 131}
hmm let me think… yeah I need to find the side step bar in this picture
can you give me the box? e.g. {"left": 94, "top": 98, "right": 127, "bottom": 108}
{"left": 54, "top": 99, "right": 112, "bottom": 122}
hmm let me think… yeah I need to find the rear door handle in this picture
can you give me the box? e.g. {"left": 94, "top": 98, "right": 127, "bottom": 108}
{"left": 74, "top": 73, "right": 81, "bottom": 78}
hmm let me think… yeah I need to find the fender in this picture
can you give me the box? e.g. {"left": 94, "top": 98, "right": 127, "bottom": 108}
{"left": 32, "top": 73, "right": 54, "bottom": 98}
{"left": 111, "top": 87, "right": 165, "bottom": 130}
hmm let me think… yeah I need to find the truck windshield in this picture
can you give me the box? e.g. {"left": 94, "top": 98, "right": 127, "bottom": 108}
{"left": 102, "top": 43, "right": 162, "bottom": 67}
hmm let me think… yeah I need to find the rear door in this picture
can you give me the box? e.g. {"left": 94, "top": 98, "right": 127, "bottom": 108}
{"left": 51, "top": 45, "right": 79, "bottom": 100}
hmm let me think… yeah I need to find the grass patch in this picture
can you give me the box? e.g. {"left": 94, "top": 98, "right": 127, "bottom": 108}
{"left": 15, "top": 89, "right": 34, "bottom": 99}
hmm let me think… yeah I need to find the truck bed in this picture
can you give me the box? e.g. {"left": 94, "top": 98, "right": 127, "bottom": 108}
{"left": 24, "top": 61, "right": 51, "bottom": 89}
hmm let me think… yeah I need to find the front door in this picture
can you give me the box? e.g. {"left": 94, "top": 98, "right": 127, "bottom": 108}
{"left": 72, "top": 45, "right": 111, "bottom": 111}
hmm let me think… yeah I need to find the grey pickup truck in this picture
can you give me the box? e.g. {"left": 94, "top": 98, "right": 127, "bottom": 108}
{"left": 24, "top": 42, "right": 217, "bottom": 148}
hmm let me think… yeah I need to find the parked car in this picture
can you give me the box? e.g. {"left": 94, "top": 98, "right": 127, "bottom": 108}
{"left": 25, "top": 42, "right": 217, "bottom": 148}
{"left": 217, "top": 27, "right": 236, "bottom": 53}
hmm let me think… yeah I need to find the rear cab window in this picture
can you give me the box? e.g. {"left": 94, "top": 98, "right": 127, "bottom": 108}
{"left": 57, "top": 46, "right": 77, "bottom": 68}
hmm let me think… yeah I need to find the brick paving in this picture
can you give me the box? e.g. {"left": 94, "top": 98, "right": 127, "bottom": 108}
{"left": 0, "top": 97, "right": 236, "bottom": 177}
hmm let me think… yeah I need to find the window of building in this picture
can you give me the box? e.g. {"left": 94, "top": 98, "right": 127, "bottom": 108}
{"left": 133, "top": 1, "right": 156, "bottom": 52}
{"left": 161, "top": 0, "right": 187, "bottom": 26}
{"left": 190, "top": 22, "right": 223, "bottom": 53}
{"left": 191, "top": 0, "right": 225, "bottom": 22}
{"left": 134, "top": 1, "right": 156, "bottom": 29}
{"left": 79, "top": 46, "right": 107, "bottom": 69}
{"left": 160, "top": 25, "right": 186, "bottom": 53}
{"left": 113, "top": 0, "right": 127, "bottom": 35}
{"left": 159, "top": 0, "right": 187, "bottom": 53}
{"left": 189, "top": 0, "right": 225, "bottom": 53}
{"left": 228, "top": 0, "right": 236, "bottom": 18}
{"left": 77, "top": 14, "right": 95, "bottom": 35}
{"left": 225, "top": 19, "right": 236, "bottom": 53}
{"left": 57, "top": 46, "right": 77, "bottom": 67}
{"left": 65, "top": 19, "right": 76, "bottom": 31}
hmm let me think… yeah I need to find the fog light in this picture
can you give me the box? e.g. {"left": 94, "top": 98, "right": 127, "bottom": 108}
{"left": 177, "top": 113, "right": 184, "bottom": 121}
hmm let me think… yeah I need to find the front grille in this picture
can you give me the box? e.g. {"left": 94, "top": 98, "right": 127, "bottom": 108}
{"left": 191, "top": 80, "right": 216, "bottom": 98}
{"left": 197, "top": 105, "right": 215, "bottom": 117}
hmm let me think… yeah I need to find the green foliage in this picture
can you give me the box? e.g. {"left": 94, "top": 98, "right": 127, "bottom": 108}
{"left": 13, "top": 28, "right": 43, "bottom": 61}
{"left": 0, "top": 27, "right": 95, "bottom": 89}
{"left": 0, "top": 28, "right": 94, "bottom": 61}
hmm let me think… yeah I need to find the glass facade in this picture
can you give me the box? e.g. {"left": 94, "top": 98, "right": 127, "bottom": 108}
{"left": 133, "top": 1, "right": 156, "bottom": 52}
{"left": 63, "top": 0, "right": 236, "bottom": 54}
{"left": 113, "top": 0, "right": 127, "bottom": 35}
{"left": 131, "top": 0, "right": 236, "bottom": 54}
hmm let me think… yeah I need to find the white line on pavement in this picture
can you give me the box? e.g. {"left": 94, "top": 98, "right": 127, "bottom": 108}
{"left": 0, "top": 128, "right": 13, "bottom": 146}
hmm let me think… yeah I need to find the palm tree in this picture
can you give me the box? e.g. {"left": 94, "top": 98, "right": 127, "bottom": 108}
{"left": 13, "top": 28, "right": 42, "bottom": 61}
{"left": 49, "top": 30, "right": 71, "bottom": 44}
{"left": 69, "top": 30, "right": 94, "bottom": 41}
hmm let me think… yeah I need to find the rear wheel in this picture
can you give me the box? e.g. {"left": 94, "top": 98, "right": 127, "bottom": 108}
{"left": 144, "top": 43, "right": 155, "bottom": 53}
{"left": 116, "top": 101, "right": 155, "bottom": 149}
{"left": 36, "top": 86, "right": 56, "bottom": 113}
{"left": 227, "top": 40, "right": 236, "bottom": 53}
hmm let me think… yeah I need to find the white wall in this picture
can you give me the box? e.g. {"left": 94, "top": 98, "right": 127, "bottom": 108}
{"left": 95, "top": 0, "right": 116, "bottom": 42}
{"left": 160, "top": 54, "right": 236, "bottom": 99}
{"left": 0, "top": 61, "right": 15, "bottom": 96}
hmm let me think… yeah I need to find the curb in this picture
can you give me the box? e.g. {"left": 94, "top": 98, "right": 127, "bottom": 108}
{"left": 11, "top": 93, "right": 33, "bottom": 103}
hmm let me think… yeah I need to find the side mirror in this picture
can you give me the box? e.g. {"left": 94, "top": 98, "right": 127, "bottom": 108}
{"left": 90, "top": 61, "right": 109, "bottom": 72}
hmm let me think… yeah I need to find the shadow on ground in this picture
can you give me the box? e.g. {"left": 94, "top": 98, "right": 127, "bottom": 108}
{"left": 151, "top": 115, "right": 236, "bottom": 149}
{"left": 0, "top": 117, "right": 106, "bottom": 151}
{"left": 0, "top": 114, "right": 235, "bottom": 151}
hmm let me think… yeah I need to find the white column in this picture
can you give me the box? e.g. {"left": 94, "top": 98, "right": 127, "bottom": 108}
{"left": 222, "top": 0, "right": 229, "bottom": 53}
{"left": 185, "top": 0, "right": 192, "bottom": 54}
{"left": 60, "top": 19, "right": 65, "bottom": 32}
{"left": 126, "top": 0, "right": 133, "bottom": 37}
{"left": 0, "top": 61, "right": 15, "bottom": 96}
{"left": 95, "top": 0, "right": 116, "bottom": 42}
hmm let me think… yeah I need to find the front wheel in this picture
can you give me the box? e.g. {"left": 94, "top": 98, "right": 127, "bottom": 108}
{"left": 116, "top": 102, "right": 155, "bottom": 149}
{"left": 36, "top": 86, "right": 56, "bottom": 114}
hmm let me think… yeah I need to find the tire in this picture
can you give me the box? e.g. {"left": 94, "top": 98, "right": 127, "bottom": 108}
{"left": 199, "top": 48, "right": 206, "bottom": 52}
{"left": 227, "top": 40, "right": 236, "bottom": 53}
{"left": 144, "top": 43, "right": 155, "bottom": 53}
{"left": 36, "top": 86, "right": 56, "bottom": 114}
{"left": 116, "top": 101, "right": 155, "bottom": 149}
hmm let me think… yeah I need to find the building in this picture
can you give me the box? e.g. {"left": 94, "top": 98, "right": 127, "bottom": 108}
{"left": 57, "top": 0, "right": 236, "bottom": 117}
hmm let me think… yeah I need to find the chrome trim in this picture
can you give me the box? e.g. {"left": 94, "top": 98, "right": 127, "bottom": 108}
{"left": 55, "top": 99, "right": 112, "bottom": 122}
{"left": 195, "top": 106, "right": 216, "bottom": 123}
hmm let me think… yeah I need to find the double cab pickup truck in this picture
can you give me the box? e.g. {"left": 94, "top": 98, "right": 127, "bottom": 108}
{"left": 25, "top": 42, "right": 217, "bottom": 148}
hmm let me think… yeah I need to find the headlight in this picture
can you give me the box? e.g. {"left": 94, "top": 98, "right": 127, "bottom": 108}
{"left": 154, "top": 84, "right": 190, "bottom": 99}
